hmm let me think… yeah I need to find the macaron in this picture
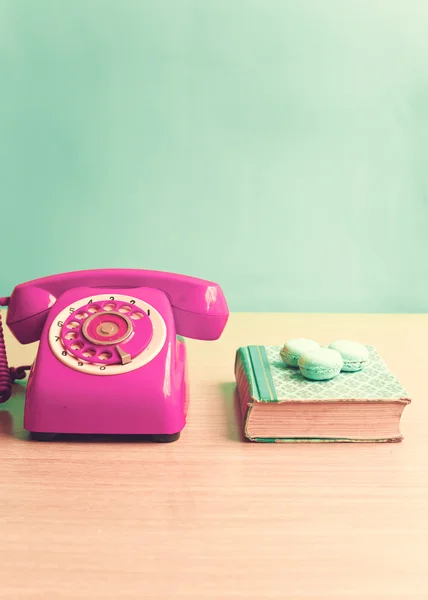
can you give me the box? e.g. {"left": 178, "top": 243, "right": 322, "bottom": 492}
{"left": 328, "top": 340, "right": 369, "bottom": 372}
{"left": 280, "top": 338, "right": 320, "bottom": 367}
{"left": 298, "top": 347, "right": 343, "bottom": 381}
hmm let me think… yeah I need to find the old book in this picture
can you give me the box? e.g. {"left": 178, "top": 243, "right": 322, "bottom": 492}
{"left": 234, "top": 345, "right": 411, "bottom": 443}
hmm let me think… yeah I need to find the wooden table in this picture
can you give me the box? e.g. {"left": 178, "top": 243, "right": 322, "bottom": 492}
{"left": 1, "top": 313, "right": 427, "bottom": 599}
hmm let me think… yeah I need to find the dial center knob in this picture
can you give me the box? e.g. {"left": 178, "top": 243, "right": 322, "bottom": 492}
{"left": 82, "top": 311, "right": 133, "bottom": 346}
{"left": 99, "top": 322, "right": 118, "bottom": 336}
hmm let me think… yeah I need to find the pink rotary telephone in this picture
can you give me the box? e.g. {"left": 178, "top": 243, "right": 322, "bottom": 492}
{"left": 0, "top": 269, "right": 228, "bottom": 442}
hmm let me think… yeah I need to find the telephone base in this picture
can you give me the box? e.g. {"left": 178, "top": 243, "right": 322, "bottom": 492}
{"left": 29, "top": 431, "right": 181, "bottom": 443}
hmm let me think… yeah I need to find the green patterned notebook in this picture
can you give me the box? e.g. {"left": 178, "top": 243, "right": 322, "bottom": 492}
{"left": 235, "top": 345, "right": 411, "bottom": 443}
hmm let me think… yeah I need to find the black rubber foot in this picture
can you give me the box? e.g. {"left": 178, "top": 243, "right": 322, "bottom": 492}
{"left": 30, "top": 432, "right": 57, "bottom": 442}
{"left": 151, "top": 432, "right": 180, "bottom": 443}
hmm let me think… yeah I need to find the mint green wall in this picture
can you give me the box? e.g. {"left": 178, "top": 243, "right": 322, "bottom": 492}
{"left": 1, "top": 1, "right": 427, "bottom": 312}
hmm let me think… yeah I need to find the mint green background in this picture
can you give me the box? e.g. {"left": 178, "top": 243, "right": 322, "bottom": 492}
{"left": 1, "top": 1, "right": 427, "bottom": 312}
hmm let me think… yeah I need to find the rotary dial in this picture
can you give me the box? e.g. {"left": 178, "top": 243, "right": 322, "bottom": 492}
{"left": 48, "top": 294, "right": 167, "bottom": 375}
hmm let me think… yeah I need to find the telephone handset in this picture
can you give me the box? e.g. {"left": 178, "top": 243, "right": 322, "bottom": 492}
{"left": 0, "top": 269, "right": 229, "bottom": 441}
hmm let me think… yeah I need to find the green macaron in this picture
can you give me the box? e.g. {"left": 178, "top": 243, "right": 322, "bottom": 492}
{"left": 280, "top": 338, "right": 320, "bottom": 367}
{"left": 328, "top": 340, "right": 369, "bottom": 372}
{"left": 298, "top": 347, "right": 343, "bottom": 381}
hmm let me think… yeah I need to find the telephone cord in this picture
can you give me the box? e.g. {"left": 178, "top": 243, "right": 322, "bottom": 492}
{"left": 0, "top": 297, "right": 31, "bottom": 403}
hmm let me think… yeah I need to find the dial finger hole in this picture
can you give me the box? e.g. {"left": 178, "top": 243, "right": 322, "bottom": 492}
{"left": 118, "top": 305, "right": 132, "bottom": 314}
{"left": 65, "top": 332, "right": 77, "bottom": 340}
{"left": 67, "top": 321, "right": 80, "bottom": 330}
{"left": 130, "top": 312, "right": 144, "bottom": 320}
{"left": 103, "top": 303, "right": 116, "bottom": 312}
{"left": 75, "top": 312, "right": 88, "bottom": 320}
{"left": 98, "top": 352, "right": 112, "bottom": 361}
{"left": 88, "top": 305, "right": 101, "bottom": 313}
{"left": 82, "top": 348, "right": 96, "bottom": 358}
{"left": 70, "top": 342, "right": 83, "bottom": 351}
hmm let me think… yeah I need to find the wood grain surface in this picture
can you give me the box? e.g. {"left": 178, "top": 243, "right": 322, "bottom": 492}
{"left": 1, "top": 312, "right": 427, "bottom": 599}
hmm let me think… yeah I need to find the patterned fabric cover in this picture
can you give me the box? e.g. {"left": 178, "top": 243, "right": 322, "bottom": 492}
{"left": 236, "top": 345, "right": 410, "bottom": 402}
{"left": 266, "top": 345, "right": 409, "bottom": 401}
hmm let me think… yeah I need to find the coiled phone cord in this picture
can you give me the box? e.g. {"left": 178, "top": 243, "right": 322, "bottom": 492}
{"left": 0, "top": 297, "right": 31, "bottom": 403}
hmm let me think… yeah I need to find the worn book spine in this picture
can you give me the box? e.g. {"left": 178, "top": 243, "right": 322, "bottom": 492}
{"left": 235, "top": 346, "right": 276, "bottom": 442}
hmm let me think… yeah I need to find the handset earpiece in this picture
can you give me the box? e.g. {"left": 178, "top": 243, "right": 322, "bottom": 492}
{"left": 7, "top": 286, "right": 56, "bottom": 344}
